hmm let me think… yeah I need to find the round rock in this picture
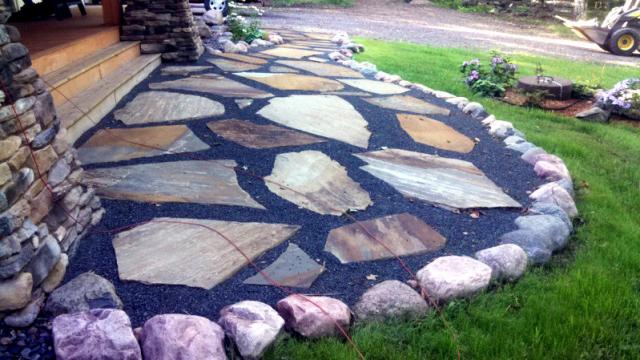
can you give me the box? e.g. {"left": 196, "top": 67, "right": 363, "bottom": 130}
{"left": 354, "top": 280, "right": 429, "bottom": 322}
{"left": 416, "top": 256, "right": 492, "bottom": 302}
{"left": 474, "top": 244, "right": 528, "bottom": 282}
{"left": 44, "top": 272, "right": 123, "bottom": 316}
{"left": 276, "top": 295, "right": 351, "bottom": 339}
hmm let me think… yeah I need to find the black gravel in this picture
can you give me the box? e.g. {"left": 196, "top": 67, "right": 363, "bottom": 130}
{"left": 0, "top": 318, "right": 54, "bottom": 360}
{"left": 57, "top": 35, "right": 544, "bottom": 328}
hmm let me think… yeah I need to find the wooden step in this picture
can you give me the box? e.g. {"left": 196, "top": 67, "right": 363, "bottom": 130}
{"left": 56, "top": 54, "right": 162, "bottom": 144}
{"left": 31, "top": 26, "right": 121, "bottom": 76}
{"left": 43, "top": 41, "right": 142, "bottom": 106}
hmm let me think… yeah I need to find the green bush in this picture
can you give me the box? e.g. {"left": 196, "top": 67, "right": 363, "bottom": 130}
{"left": 227, "top": 14, "right": 263, "bottom": 43}
{"left": 460, "top": 51, "right": 517, "bottom": 97}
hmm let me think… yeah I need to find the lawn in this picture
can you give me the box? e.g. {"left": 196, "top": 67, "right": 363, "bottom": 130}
{"left": 265, "top": 40, "right": 640, "bottom": 359}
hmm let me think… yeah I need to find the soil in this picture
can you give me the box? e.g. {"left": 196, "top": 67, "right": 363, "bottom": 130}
{"left": 502, "top": 88, "right": 596, "bottom": 117}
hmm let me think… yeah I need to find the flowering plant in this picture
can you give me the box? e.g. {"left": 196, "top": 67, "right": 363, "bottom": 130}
{"left": 597, "top": 78, "right": 640, "bottom": 113}
{"left": 460, "top": 51, "right": 518, "bottom": 97}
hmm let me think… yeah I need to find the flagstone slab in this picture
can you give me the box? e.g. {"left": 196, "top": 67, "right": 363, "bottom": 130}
{"left": 214, "top": 53, "right": 268, "bottom": 65}
{"left": 268, "top": 66, "right": 299, "bottom": 73}
{"left": 355, "top": 148, "right": 521, "bottom": 210}
{"left": 397, "top": 114, "right": 475, "bottom": 153}
{"left": 149, "top": 75, "right": 273, "bottom": 99}
{"left": 243, "top": 244, "right": 324, "bottom": 288}
{"left": 325, "top": 213, "right": 446, "bottom": 263}
{"left": 265, "top": 150, "right": 372, "bottom": 216}
{"left": 234, "top": 72, "right": 344, "bottom": 92}
{"left": 364, "top": 95, "right": 451, "bottom": 116}
{"left": 78, "top": 125, "right": 209, "bottom": 165}
{"left": 257, "top": 95, "right": 370, "bottom": 148}
{"left": 208, "top": 58, "right": 262, "bottom": 72}
{"left": 338, "top": 79, "right": 409, "bottom": 95}
{"left": 235, "top": 99, "right": 253, "bottom": 109}
{"left": 208, "top": 119, "right": 324, "bottom": 149}
{"left": 113, "top": 219, "right": 300, "bottom": 289}
{"left": 161, "top": 66, "right": 211, "bottom": 76}
{"left": 85, "top": 160, "right": 265, "bottom": 209}
{"left": 260, "top": 47, "right": 322, "bottom": 59}
{"left": 308, "top": 57, "right": 328, "bottom": 63}
{"left": 114, "top": 91, "right": 225, "bottom": 125}
{"left": 276, "top": 60, "right": 363, "bottom": 78}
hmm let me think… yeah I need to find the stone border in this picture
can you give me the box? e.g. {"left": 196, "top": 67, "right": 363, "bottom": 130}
{"left": 48, "top": 31, "right": 579, "bottom": 359}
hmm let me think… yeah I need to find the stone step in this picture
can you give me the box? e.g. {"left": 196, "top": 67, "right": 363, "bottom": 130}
{"left": 31, "top": 27, "right": 121, "bottom": 76}
{"left": 43, "top": 41, "right": 142, "bottom": 106}
{"left": 57, "top": 54, "right": 162, "bottom": 144}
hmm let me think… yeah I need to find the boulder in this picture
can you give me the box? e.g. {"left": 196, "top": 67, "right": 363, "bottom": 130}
{"left": 488, "top": 120, "right": 514, "bottom": 138}
{"left": 276, "top": 295, "right": 351, "bottom": 338}
{"left": 45, "top": 272, "right": 123, "bottom": 316}
{"left": 140, "top": 314, "right": 227, "bottom": 360}
{"left": 527, "top": 201, "right": 572, "bottom": 230}
{"left": 268, "top": 33, "right": 284, "bottom": 45}
{"left": 4, "top": 292, "right": 44, "bottom": 327}
{"left": 0, "top": 272, "right": 32, "bottom": 311}
{"left": 515, "top": 215, "right": 571, "bottom": 251}
{"left": 331, "top": 32, "right": 350, "bottom": 45}
{"left": 474, "top": 244, "right": 528, "bottom": 282}
{"left": 534, "top": 157, "right": 571, "bottom": 182}
{"left": 203, "top": 9, "right": 224, "bottom": 25}
{"left": 219, "top": 301, "right": 284, "bottom": 359}
{"left": 462, "top": 102, "right": 486, "bottom": 118}
{"left": 576, "top": 106, "right": 610, "bottom": 123}
{"left": 500, "top": 230, "right": 553, "bottom": 264}
{"left": 416, "top": 256, "right": 492, "bottom": 302}
{"left": 53, "top": 309, "right": 141, "bottom": 360}
{"left": 354, "top": 280, "right": 429, "bottom": 322}
{"left": 41, "top": 253, "right": 68, "bottom": 293}
{"left": 530, "top": 182, "right": 578, "bottom": 218}
{"left": 521, "top": 147, "right": 547, "bottom": 165}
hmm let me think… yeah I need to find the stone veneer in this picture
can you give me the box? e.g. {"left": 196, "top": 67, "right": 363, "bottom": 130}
{"left": 0, "top": 7, "right": 104, "bottom": 325}
{"left": 121, "top": 0, "right": 204, "bottom": 62}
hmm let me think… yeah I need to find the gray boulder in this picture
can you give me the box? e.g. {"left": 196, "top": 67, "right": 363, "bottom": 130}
{"left": 576, "top": 107, "right": 610, "bottom": 123}
{"left": 500, "top": 230, "right": 553, "bottom": 264}
{"left": 45, "top": 272, "right": 123, "bottom": 316}
{"left": 354, "top": 280, "right": 429, "bottom": 322}
{"left": 416, "top": 256, "right": 492, "bottom": 302}
{"left": 474, "top": 244, "right": 528, "bottom": 282}
{"left": 527, "top": 201, "right": 573, "bottom": 230}
{"left": 515, "top": 215, "right": 571, "bottom": 251}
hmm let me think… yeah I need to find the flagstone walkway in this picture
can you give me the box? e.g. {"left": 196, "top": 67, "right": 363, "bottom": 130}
{"left": 65, "top": 31, "right": 542, "bottom": 325}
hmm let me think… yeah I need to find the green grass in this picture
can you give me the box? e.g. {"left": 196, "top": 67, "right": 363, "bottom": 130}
{"left": 264, "top": 40, "right": 640, "bottom": 359}
{"left": 268, "top": 0, "right": 353, "bottom": 7}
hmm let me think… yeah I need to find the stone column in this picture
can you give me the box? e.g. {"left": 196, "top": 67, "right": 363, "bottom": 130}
{"left": 0, "top": 6, "right": 104, "bottom": 327}
{"left": 121, "top": 0, "right": 204, "bottom": 62}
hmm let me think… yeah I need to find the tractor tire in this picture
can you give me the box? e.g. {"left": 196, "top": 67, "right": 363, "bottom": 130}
{"left": 608, "top": 29, "right": 639, "bottom": 56}
{"left": 598, "top": 43, "right": 611, "bottom": 52}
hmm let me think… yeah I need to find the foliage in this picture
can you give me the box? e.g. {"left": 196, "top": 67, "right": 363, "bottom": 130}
{"left": 226, "top": 13, "right": 263, "bottom": 43}
{"left": 572, "top": 81, "right": 601, "bottom": 99}
{"left": 597, "top": 78, "right": 640, "bottom": 112}
{"left": 264, "top": 38, "right": 640, "bottom": 360}
{"left": 521, "top": 88, "right": 550, "bottom": 107}
{"left": 460, "top": 51, "right": 518, "bottom": 97}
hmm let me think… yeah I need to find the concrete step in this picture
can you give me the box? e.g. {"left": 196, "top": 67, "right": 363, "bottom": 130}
{"left": 43, "top": 41, "right": 142, "bottom": 106}
{"left": 56, "top": 53, "right": 162, "bottom": 144}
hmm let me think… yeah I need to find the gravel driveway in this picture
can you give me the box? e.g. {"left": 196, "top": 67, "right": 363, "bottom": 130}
{"left": 261, "top": 0, "right": 640, "bottom": 65}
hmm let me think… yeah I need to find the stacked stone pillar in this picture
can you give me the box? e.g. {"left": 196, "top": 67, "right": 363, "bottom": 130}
{"left": 121, "top": 0, "right": 204, "bottom": 62}
{"left": 0, "top": 6, "right": 104, "bottom": 327}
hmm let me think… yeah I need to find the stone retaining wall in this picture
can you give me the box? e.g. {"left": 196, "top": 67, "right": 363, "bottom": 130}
{"left": 121, "top": 0, "right": 204, "bottom": 62}
{"left": 0, "top": 8, "right": 104, "bottom": 327}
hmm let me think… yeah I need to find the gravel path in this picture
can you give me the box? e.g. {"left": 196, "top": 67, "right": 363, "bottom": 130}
{"left": 261, "top": 0, "right": 640, "bottom": 65}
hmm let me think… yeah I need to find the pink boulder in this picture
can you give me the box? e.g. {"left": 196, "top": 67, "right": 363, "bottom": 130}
{"left": 52, "top": 309, "right": 141, "bottom": 360}
{"left": 530, "top": 182, "right": 578, "bottom": 218}
{"left": 534, "top": 158, "right": 571, "bottom": 182}
{"left": 140, "top": 314, "right": 227, "bottom": 360}
{"left": 276, "top": 295, "right": 351, "bottom": 338}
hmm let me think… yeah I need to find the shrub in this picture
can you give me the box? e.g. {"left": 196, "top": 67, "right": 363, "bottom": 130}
{"left": 460, "top": 51, "right": 518, "bottom": 97}
{"left": 227, "top": 14, "right": 263, "bottom": 43}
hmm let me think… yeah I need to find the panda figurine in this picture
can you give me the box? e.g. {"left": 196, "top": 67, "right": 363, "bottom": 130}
{"left": 204, "top": 0, "right": 229, "bottom": 17}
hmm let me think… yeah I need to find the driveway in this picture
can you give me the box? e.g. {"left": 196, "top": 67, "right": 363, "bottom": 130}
{"left": 261, "top": 0, "right": 640, "bottom": 65}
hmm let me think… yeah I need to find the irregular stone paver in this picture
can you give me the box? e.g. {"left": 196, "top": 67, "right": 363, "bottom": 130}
{"left": 149, "top": 74, "right": 273, "bottom": 99}
{"left": 207, "top": 119, "right": 324, "bottom": 149}
{"left": 338, "top": 79, "right": 409, "bottom": 95}
{"left": 113, "top": 218, "right": 300, "bottom": 289}
{"left": 215, "top": 52, "right": 268, "bottom": 65}
{"left": 78, "top": 125, "right": 209, "bottom": 165}
{"left": 261, "top": 47, "right": 322, "bottom": 59}
{"left": 257, "top": 95, "right": 370, "bottom": 148}
{"left": 265, "top": 150, "right": 372, "bottom": 216}
{"left": 234, "top": 72, "right": 344, "bottom": 92}
{"left": 276, "top": 60, "right": 363, "bottom": 77}
{"left": 268, "top": 65, "right": 300, "bottom": 73}
{"left": 208, "top": 58, "right": 262, "bottom": 72}
{"left": 325, "top": 213, "right": 446, "bottom": 263}
{"left": 355, "top": 148, "right": 521, "bottom": 210}
{"left": 85, "top": 160, "right": 265, "bottom": 208}
{"left": 114, "top": 91, "right": 225, "bottom": 125}
{"left": 308, "top": 56, "right": 328, "bottom": 63}
{"left": 364, "top": 95, "right": 451, "bottom": 116}
{"left": 244, "top": 244, "right": 324, "bottom": 288}
{"left": 235, "top": 99, "right": 253, "bottom": 109}
{"left": 161, "top": 66, "right": 211, "bottom": 76}
{"left": 397, "top": 114, "right": 475, "bottom": 153}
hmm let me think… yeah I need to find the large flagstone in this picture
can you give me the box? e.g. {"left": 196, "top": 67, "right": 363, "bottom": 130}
{"left": 354, "top": 148, "right": 521, "bottom": 210}
{"left": 207, "top": 119, "right": 324, "bottom": 149}
{"left": 243, "top": 244, "right": 324, "bottom": 288}
{"left": 325, "top": 213, "right": 446, "bottom": 263}
{"left": 364, "top": 95, "right": 451, "bottom": 116}
{"left": 265, "top": 150, "right": 372, "bottom": 216}
{"left": 214, "top": 53, "right": 268, "bottom": 65}
{"left": 149, "top": 75, "right": 273, "bottom": 99}
{"left": 78, "top": 125, "right": 209, "bottom": 164}
{"left": 338, "top": 79, "right": 409, "bottom": 95}
{"left": 260, "top": 47, "right": 322, "bottom": 59}
{"left": 234, "top": 72, "right": 344, "bottom": 92}
{"left": 257, "top": 95, "right": 370, "bottom": 148}
{"left": 397, "top": 114, "right": 475, "bottom": 153}
{"left": 114, "top": 91, "right": 225, "bottom": 125}
{"left": 275, "top": 60, "right": 363, "bottom": 78}
{"left": 268, "top": 66, "right": 299, "bottom": 73}
{"left": 85, "top": 160, "right": 265, "bottom": 208}
{"left": 207, "top": 58, "right": 261, "bottom": 72}
{"left": 113, "top": 218, "right": 300, "bottom": 289}
{"left": 161, "top": 66, "right": 211, "bottom": 76}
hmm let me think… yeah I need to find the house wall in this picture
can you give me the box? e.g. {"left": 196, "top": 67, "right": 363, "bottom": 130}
{"left": 121, "top": 0, "right": 204, "bottom": 62}
{"left": 0, "top": 5, "right": 104, "bottom": 324}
